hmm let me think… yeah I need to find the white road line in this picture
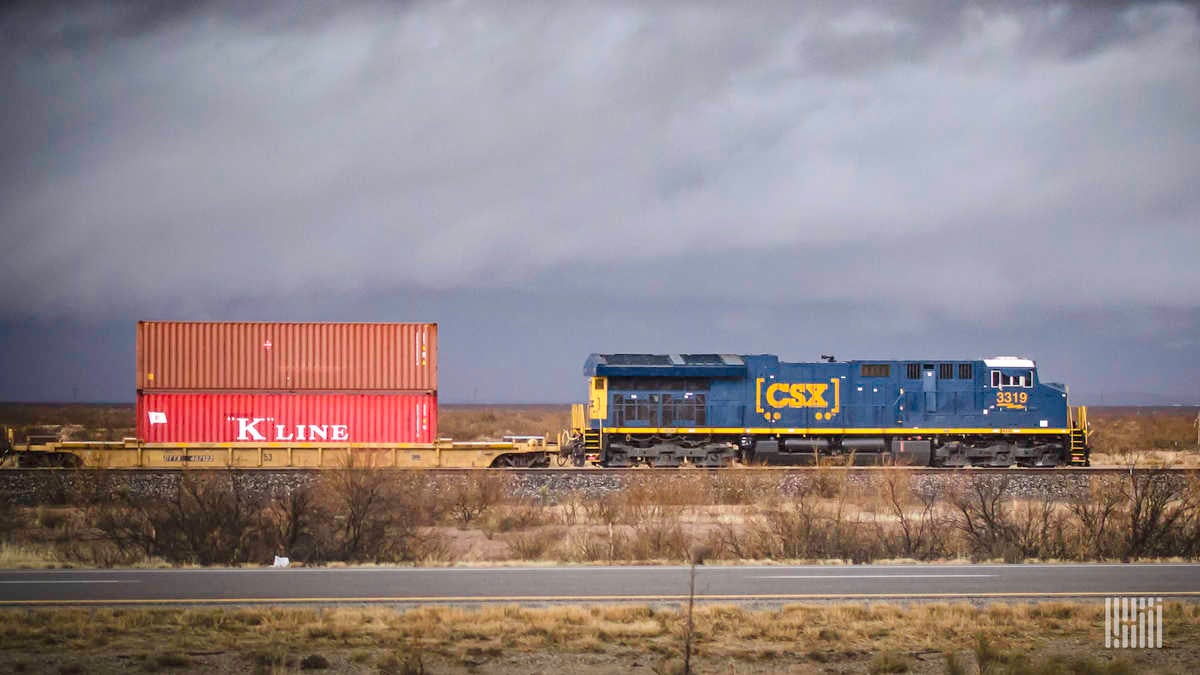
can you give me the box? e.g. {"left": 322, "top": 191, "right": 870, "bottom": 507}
{"left": 0, "top": 580, "right": 133, "bottom": 585}
{"left": 753, "top": 574, "right": 995, "bottom": 579}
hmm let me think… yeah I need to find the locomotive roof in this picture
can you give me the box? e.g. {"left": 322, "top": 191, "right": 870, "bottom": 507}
{"left": 585, "top": 353, "right": 746, "bottom": 377}
{"left": 585, "top": 353, "right": 1039, "bottom": 377}
{"left": 983, "top": 356, "right": 1037, "bottom": 368}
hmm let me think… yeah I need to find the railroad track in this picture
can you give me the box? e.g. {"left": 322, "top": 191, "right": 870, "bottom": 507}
{"left": 0, "top": 466, "right": 1195, "bottom": 477}
{"left": 2, "top": 465, "right": 1193, "bottom": 505}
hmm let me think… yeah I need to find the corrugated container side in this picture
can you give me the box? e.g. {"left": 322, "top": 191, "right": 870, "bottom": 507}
{"left": 137, "top": 322, "right": 436, "bottom": 391}
{"left": 137, "top": 392, "right": 437, "bottom": 444}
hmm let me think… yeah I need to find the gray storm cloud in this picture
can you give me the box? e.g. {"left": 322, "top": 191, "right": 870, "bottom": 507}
{"left": 2, "top": 1, "right": 1199, "bottom": 317}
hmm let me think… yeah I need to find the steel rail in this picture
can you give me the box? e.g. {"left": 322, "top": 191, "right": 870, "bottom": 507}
{"left": 0, "top": 466, "right": 1194, "bottom": 476}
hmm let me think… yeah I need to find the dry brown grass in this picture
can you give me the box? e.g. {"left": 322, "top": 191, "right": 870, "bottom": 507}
{"left": 0, "top": 601, "right": 1195, "bottom": 673}
{"left": 1089, "top": 406, "right": 1200, "bottom": 456}
{"left": 4, "top": 468, "right": 1200, "bottom": 567}
{"left": 0, "top": 542, "right": 60, "bottom": 568}
{"left": 448, "top": 469, "right": 1200, "bottom": 565}
{"left": 0, "top": 402, "right": 135, "bottom": 442}
{"left": 1091, "top": 449, "right": 1200, "bottom": 468}
{"left": 436, "top": 404, "right": 570, "bottom": 441}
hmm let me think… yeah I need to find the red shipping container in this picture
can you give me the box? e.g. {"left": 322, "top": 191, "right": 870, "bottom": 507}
{"left": 137, "top": 322, "right": 437, "bottom": 391}
{"left": 137, "top": 393, "right": 437, "bottom": 444}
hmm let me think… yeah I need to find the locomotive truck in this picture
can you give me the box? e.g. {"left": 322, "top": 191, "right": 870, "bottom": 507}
{"left": 564, "top": 354, "right": 1090, "bottom": 468}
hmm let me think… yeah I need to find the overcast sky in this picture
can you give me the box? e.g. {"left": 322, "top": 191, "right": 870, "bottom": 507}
{"left": 2, "top": 1, "right": 1198, "bottom": 404}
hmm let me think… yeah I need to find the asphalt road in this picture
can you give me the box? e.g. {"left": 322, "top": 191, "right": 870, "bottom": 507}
{"left": 1, "top": 563, "right": 1198, "bottom": 606}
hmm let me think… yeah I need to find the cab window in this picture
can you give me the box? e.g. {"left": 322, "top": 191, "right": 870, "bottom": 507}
{"left": 612, "top": 393, "right": 658, "bottom": 426}
{"left": 990, "top": 370, "right": 1032, "bottom": 388}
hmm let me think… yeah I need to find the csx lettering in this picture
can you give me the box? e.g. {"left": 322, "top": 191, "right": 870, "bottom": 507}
{"left": 765, "top": 383, "right": 829, "bottom": 409}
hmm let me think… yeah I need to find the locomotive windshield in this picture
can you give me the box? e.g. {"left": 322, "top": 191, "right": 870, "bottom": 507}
{"left": 991, "top": 370, "right": 1033, "bottom": 388}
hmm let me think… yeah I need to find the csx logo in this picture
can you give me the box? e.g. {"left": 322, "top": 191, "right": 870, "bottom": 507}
{"left": 764, "top": 383, "right": 829, "bottom": 408}
{"left": 755, "top": 377, "right": 842, "bottom": 422}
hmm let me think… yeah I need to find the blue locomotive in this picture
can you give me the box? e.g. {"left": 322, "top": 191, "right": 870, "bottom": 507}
{"left": 567, "top": 354, "right": 1090, "bottom": 467}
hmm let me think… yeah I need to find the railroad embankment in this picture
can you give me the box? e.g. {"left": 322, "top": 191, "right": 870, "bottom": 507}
{"left": 2, "top": 467, "right": 1197, "bottom": 568}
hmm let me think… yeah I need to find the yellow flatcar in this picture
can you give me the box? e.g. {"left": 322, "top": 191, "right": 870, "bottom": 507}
{"left": 0, "top": 429, "right": 552, "bottom": 469}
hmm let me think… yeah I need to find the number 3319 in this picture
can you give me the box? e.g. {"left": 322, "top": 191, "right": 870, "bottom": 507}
{"left": 996, "top": 391, "right": 1028, "bottom": 406}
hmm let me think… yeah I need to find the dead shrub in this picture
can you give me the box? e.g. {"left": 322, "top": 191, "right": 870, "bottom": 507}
{"left": 747, "top": 497, "right": 825, "bottom": 559}
{"left": 1011, "top": 498, "right": 1067, "bottom": 560}
{"left": 153, "top": 652, "right": 193, "bottom": 668}
{"left": 583, "top": 494, "right": 625, "bottom": 526}
{"left": 261, "top": 486, "right": 320, "bottom": 561}
{"left": 708, "top": 470, "right": 780, "bottom": 505}
{"left": 479, "top": 502, "right": 552, "bottom": 538}
{"left": 314, "top": 469, "right": 445, "bottom": 563}
{"left": 826, "top": 488, "right": 881, "bottom": 563}
{"left": 810, "top": 463, "right": 849, "bottom": 499}
{"left": 35, "top": 506, "right": 68, "bottom": 530}
{"left": 1120, "top": 468, "right": 1198, "bottom": 561}
{"left": 1179, "top": 471, "right": 1200, "bottom": 558}
{"left": 611, "top": 474, "right": 717, "bottom": 519}
{"left": 88, "top": 497, "right": 159, "bottom": 564}
{"left": 171, "top": 471, "right": 268, "bottom": 565}
{"left": 564, "top": 526, "right": 625, "bottom": 562}
{"left": 868, "top": 650, "right": 912, "bottom": 673}
{"left": 445, "top": 472, "right": 509, "bottom": 528}
{"left": 504, "top": 527, "right": 563, "bottom": 559}
{"left": 48, "top": 509, "right": 141, "bottom": 567}
{"left": 617, "top": 478, "right": 676, "bottom": 522}
{"left": 556, "top": 493, "right": 584, "bottom": 526}
{"left": 377, "top": 649, "right": 425, "bottom": 675}
{"left": 299, "top": 653, "right": 329, "bottom": 670}
{"left": 1066, "top": 475, "right": 1125, "bottom": 560}
{"left": 707, "top": 520, "right": 755, "bottom": 560}
{"left": 77, "top": 471, "right": 271, "bottom": 565}
{"left": 871, "top": 469, "right": 948, "bottom": 560}
{"left": 948, "top": 475, "right": 1018, "bottom": 561}
{"left": 320, "top": 468, "right": 392, "bottom": 561}
{"left": 626, "top": 520, "right": 691, "bottom": 561}
{"left": 0, "top": 496, "right": 29, "bottom": 542}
